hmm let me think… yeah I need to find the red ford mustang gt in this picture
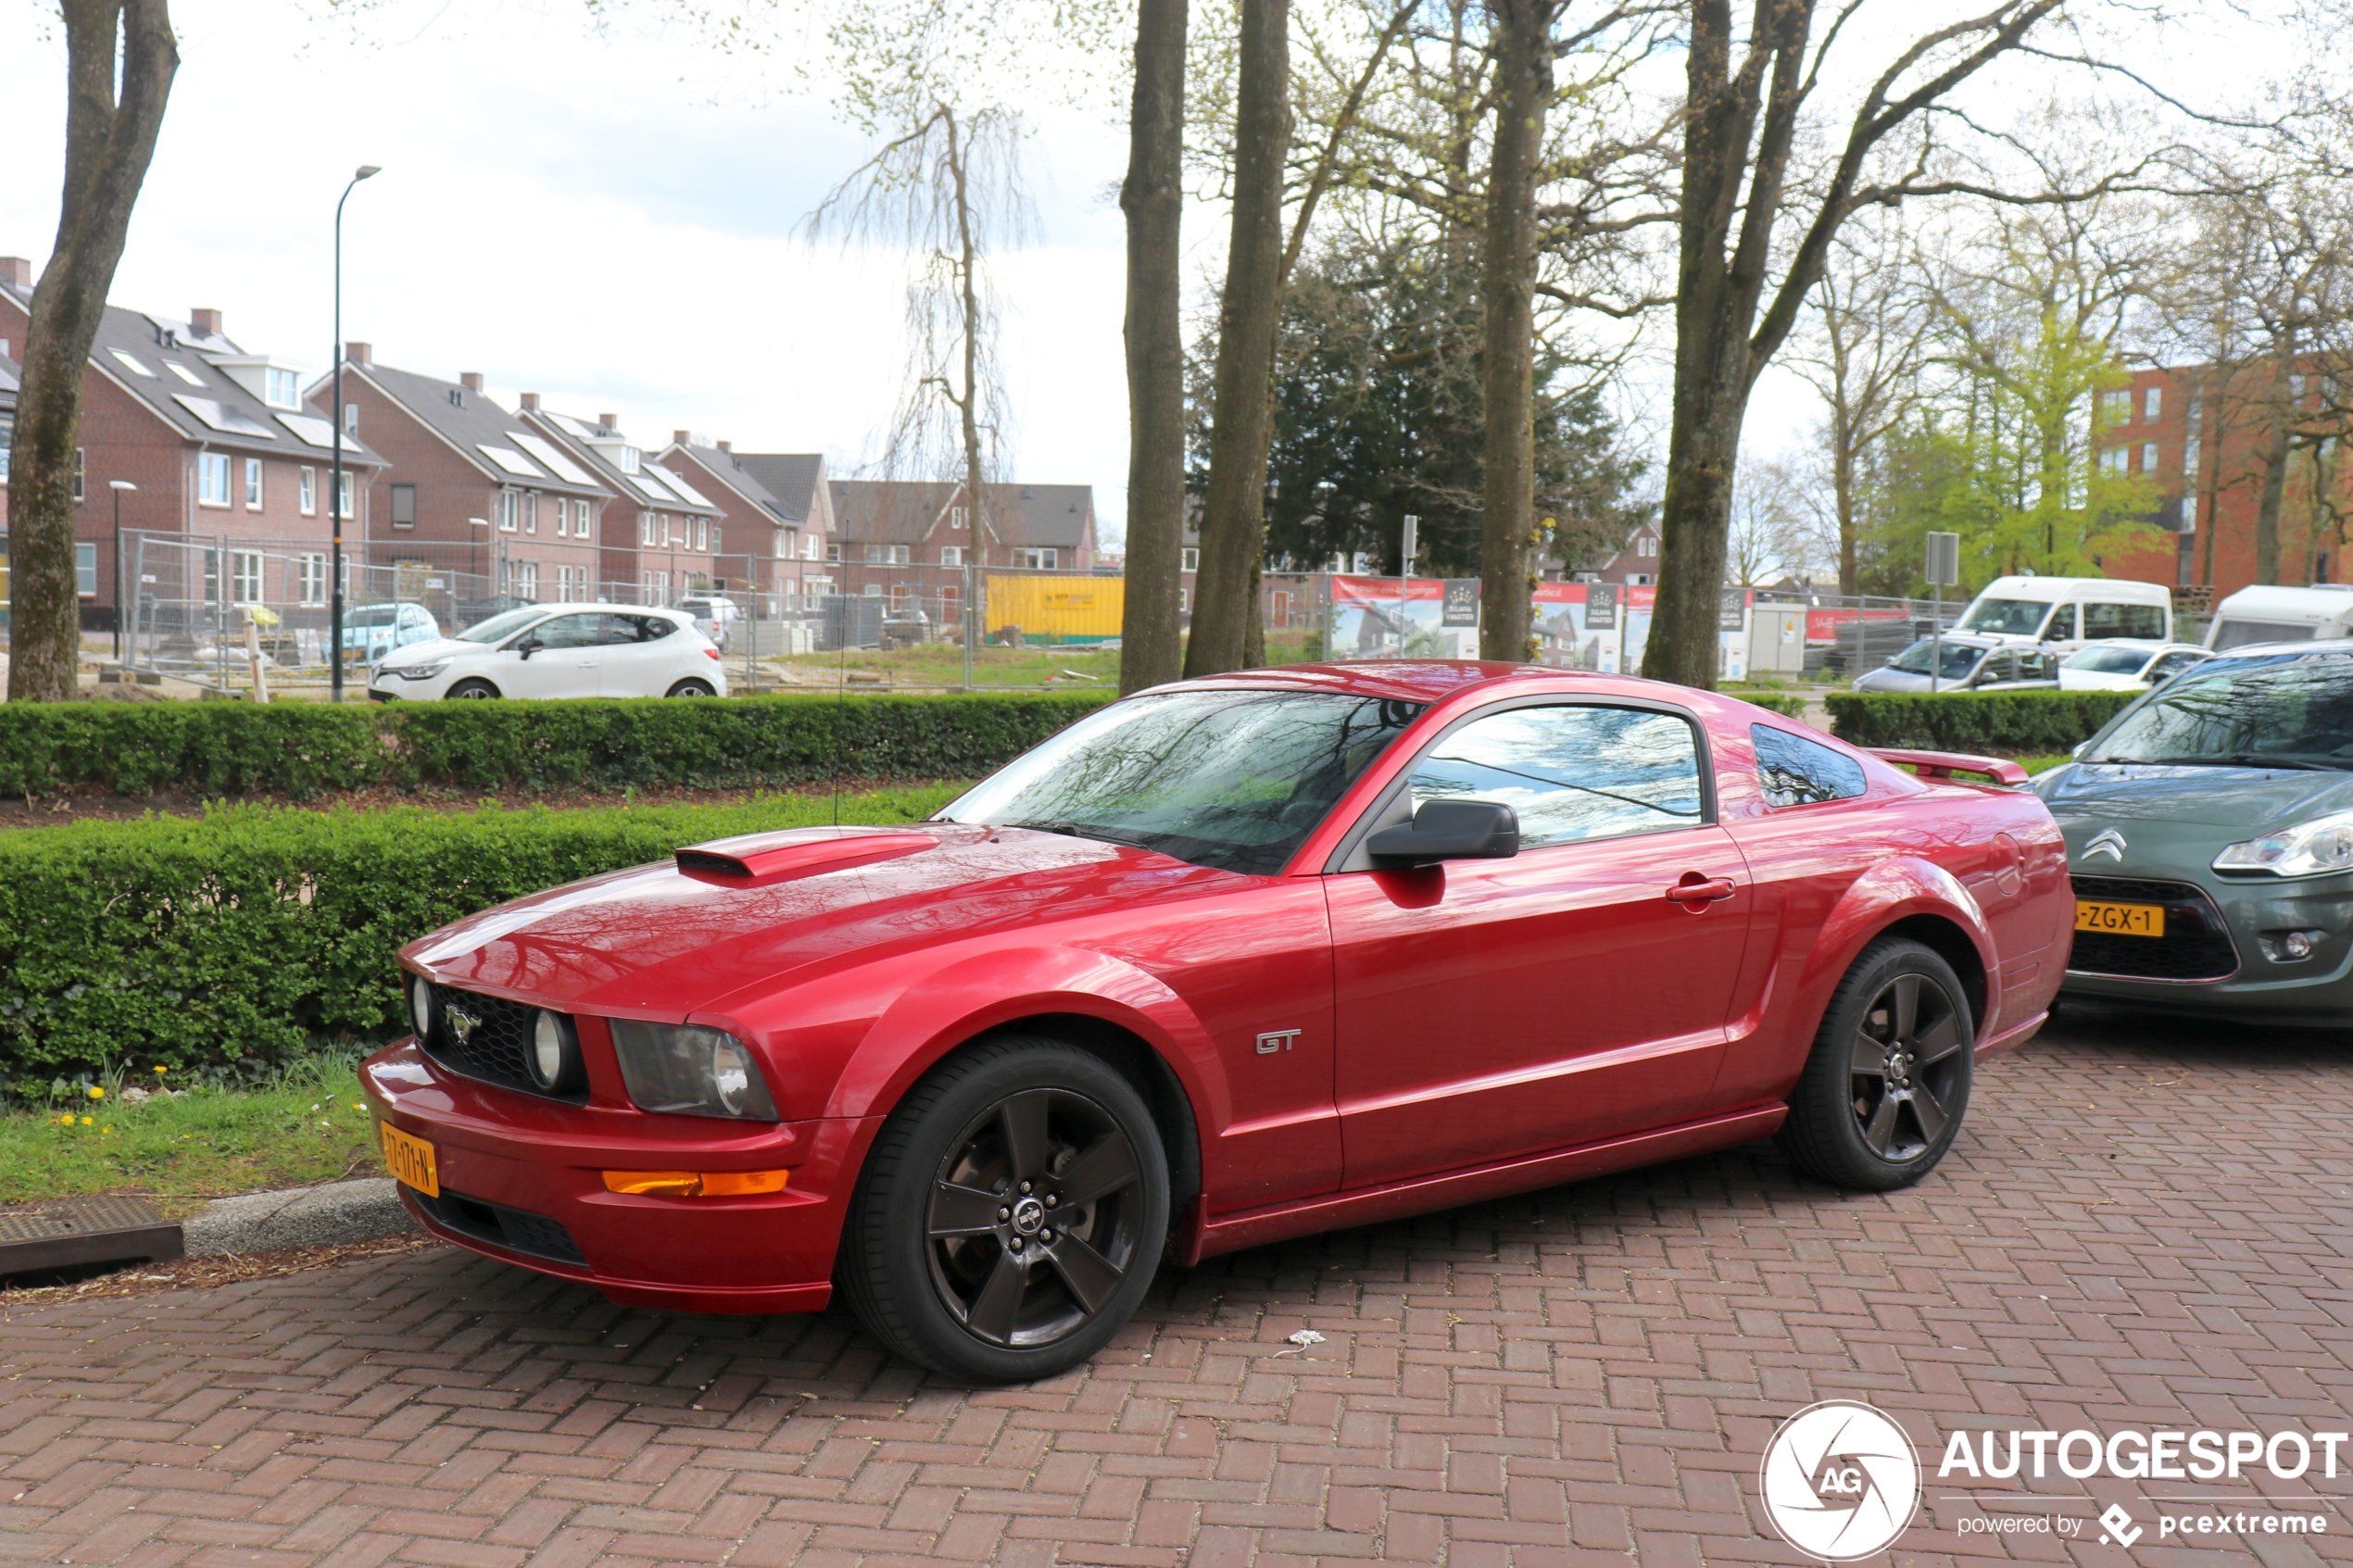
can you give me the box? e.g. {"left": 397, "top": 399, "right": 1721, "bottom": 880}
{"left": 367, "top": 661, "right": 2068, "bottom": 1382}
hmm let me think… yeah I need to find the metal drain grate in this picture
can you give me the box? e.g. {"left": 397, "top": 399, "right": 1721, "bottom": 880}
{"left": 0, "top": 1196, "right": 182, "bottom": 1279}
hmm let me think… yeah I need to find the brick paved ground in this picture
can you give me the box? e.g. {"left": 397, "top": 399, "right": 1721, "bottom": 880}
{"left": 6, "top": 1006, "right": 2353, "bottom": 1568}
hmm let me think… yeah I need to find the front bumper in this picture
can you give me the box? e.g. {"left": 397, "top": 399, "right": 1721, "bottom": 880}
{"left": 363, "top": 1041, "right": 879, "bottom": 1313}
{"left": 2061, "top": 869, "right": 2353, "bottom": 1022}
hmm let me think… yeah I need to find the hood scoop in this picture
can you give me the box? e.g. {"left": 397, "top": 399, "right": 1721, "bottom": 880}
{"left": 675, "top": 828, "right": 938, "bottom": 888}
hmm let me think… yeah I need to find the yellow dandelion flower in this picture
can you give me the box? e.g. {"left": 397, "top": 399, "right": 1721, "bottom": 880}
{"left": 87, "top": 1085, "right": 106, "bottom": 1099}
{"left": 80, "top": 1115, "right": 94, "bottom": 1125}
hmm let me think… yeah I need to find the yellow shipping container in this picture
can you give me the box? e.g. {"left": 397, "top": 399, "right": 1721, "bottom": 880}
{"left": 984, "top": 574, "right": 1125, "bottom": 645}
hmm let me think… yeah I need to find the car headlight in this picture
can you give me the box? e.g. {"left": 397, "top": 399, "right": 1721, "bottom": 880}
{"left": 528, "top": 1010, "right": 585, "bottom": 1094}
{"left": 609, "top": 1020, "right": 778, "bottom": 1121}
{"left": 393, "top": 660, "right": 449, "bottom": 680}
{"left": 2214, "top": 808, "right": 2353, "bottom": 877}
{"left": 408, "top": 973, "right": 435, "bottom": 1041}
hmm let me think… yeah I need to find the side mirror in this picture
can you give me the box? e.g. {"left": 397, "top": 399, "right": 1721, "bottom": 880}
{"left": 1365, "top": 799, "right": 1520, "bottom": 865}
{"left": 516, "top": 637, "right": 544, "bottom": 660}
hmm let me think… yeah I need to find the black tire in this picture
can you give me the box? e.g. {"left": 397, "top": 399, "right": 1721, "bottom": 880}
{"left": 445, "top": 678, "right": 500, "bottom": 699}
{"left": 1777, "top": 937, "right": 1974, "bottom": 1191}
{"left": 665, "top": 679, "right": 716, "bottom": 697}
{"left": 837, "top": 1036, "right": 1169, "bottom": 1384}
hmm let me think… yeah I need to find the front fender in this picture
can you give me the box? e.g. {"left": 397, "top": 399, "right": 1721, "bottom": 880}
{"left": 1805, "top": 854, "right": 2000, "bottom": 1041}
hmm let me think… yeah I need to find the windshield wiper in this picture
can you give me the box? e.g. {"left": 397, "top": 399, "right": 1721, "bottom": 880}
{"left": 2103, "top": 754, "right": 2345, "bottom": 772}
{"left": 1000, "top": 819, "right": 1164, "bottom": 849}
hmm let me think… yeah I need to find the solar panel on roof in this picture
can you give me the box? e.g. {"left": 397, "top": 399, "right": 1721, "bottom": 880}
{"left": 172, "top": 395, "right": 277, "bottom": 439}
{"left": 276, "top": 412, "right": 340, "bottom": 448}
{"left": 629, "top": 471, "right": 677, "bottom": 503}
{"left": 509, "top": 432, "right": 596, "bottom": 484}
{"left": 165, "top": 360, "right": 206, "bottom": 387}
{"left": 476, "top": 444, "right": 547, "bottom": 478}
{"left": 658, "top": 467, "right": 714, "bottom": 507}
{"left": 110, "top": 349, "right": 157, "bottom": 378}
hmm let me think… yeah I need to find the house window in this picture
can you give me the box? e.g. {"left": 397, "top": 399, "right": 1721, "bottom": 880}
{"left": 806, "top": 534, "right": 821, "bottom": 560}
{"left": 576, "top": 500, "right": 594, "bottom": 538}
{"left": 1181, "top": 547, "right": 1199, "bottom": 572}
{"left": 864, "top": 583, "right": 883, "bottom": 596}
{"left": 73, "top": 447, "right": 86, "bottom": 501}
{"left": 518, "top": 560, "right": 540, "bottom": 600}
{"left": 232, "top": 551, "right": 263, "bottom": 604}
{"left": 2141, "top": 442, "right": 2158, "bottom": 472}
{"left": 865, "top": 544, "right": 884, "bottom": 565}
{"left": 197, "top": 452, "right": 231, "bottom": 507}
{"left": 337, "top": 470, "right": 353, "bottom": 519}
{"left": 389, "top": 483, "right": 415, "bottom": 528}
{"left": 245, "top": 458, "right": 263, "bottom": 509}
{"left": 266, "top": 369, "right": 297, "bottom": 408}
{"left": 2098, "top": 445, "right": 2129, "bottom": 475}
{"left": 344, "top": 403, "right": 359, "bottom": 435}
{"left": 805, "top": 576, "right": 832, "bottom": 598}
{"left": 76, "top": 543, "right": 97, "bottom": 597}
{"left": 1179, "top": 587, "right": 1189, "bottom": 611}
{"left": 301, "top": 467, "right": 318, "bottom": 516}
{"left": 950, "top": 506, "right": 966, "bottom": 531}
{"left": 775, "top": 529, "right": 793, "bottom": 559}
{"left": 2144, "top": 385, "right": 2162, "bottom": 421}
{"left": 940, "top": 546, "right": 963, "bottom": 568}
{"left": 2100, "top": 388, "right": 2131, "bottom": 423}
{"left": 497, "top": 491, "right": 519, "bottom": 532}
{"left": 524, "top": 493, "right": 539, "bottom": 534}
{"left": 826, "top": 541, "right": 841, "bottom": 563}
{"left": 2184, "top": 434, "right": 2202, "bottom": 486}
{"left": 297, "top": 553, "right": 326, "bottom": 606}
{"left": 1012, "top": 546, "right": 1057, "bottom": 570}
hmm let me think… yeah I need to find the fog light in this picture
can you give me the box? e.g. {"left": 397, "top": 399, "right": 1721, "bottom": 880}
{"left": 2284, "top": 931, "right": 2316, "bottom": 960}
{"left": 602, "top": 1169, "right": 788, "bottom": 1198}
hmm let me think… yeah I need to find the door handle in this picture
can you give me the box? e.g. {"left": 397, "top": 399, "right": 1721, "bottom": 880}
{"left": 1666, "top": 877, "right": 1737, "bottom": 904}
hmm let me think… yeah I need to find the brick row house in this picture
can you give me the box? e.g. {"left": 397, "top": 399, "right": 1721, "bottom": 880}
{"left": 1, "top": 258, "right": 391, "bottom": 633}
{"left": 511, "top": 402, "right": 723, "bottom": 603}
{"left": 661, "top": 443, "right": 835, "bottom": 608}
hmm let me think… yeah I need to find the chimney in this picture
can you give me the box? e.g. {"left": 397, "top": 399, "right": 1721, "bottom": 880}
{"left": 190, "top": 307, "right": 221, "bottom": 336}
{"left": 345, "top": 341, "right": 371, "bottom": 367}
{"left": 598, "top": 412, "right": 617, "bottom": 433}
{"left": 717, "top": 440, "right": 732, "bottom": 454}
{"left": 673, "top": 428, "right": 691, "bottom": 446}
{"left": 460, "top": 371, "right": 484, "bottom": 393}
{"left": 519, "top": 392, "right": 541, "bottom": 412}
{"left": 0, "top": 257, "right": 31, "bottom": 291}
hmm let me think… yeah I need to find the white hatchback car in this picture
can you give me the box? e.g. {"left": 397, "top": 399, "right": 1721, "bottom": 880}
{"left": 366, "top": 604, "right": 729, "bottom": 701}
{"left": 2056, "top": 638, "right": 2209, "bottom": 691}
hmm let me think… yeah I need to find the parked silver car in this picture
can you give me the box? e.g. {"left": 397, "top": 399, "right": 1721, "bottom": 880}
{"left": 1852, "top": 633, "right": 2060, "bottom": 693}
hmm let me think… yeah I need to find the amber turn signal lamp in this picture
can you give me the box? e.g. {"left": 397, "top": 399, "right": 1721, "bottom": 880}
{"left": 602, "top": 1169, "right": 788, "bottom": 1198}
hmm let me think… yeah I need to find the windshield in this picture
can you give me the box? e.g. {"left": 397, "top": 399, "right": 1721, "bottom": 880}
{"left": 2087, "top": 652, "right": 2353, "bottom": 768}
{"left": 938, "top": 689, "right": 1425, "bottom": 875}
{"left": 1957, "top": 597, "right": 2051, "bottom": 637}
{"left": 1889, "top": 639, "right": 1982, "bottom": 679}
{"left": 455, "top": 607, "right": 549, "bottom": 645}
{"left": 2065, "top": 646, "right": 2153, "bottom": 675}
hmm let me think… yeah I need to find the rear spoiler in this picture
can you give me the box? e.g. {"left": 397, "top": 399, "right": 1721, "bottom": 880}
{"left": 1868, "top": 748, "right": 2031, "bottom": 788}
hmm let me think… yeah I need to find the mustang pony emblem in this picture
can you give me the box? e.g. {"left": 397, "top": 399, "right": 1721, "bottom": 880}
{"left": 2083, "top": 828, "right": 2128, "bottom": 862}
{"left": 444, "top": 1002, "right": 483, "bottom": 1043}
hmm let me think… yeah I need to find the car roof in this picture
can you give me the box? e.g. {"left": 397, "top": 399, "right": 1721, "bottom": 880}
{"left": 1167, "top": 659, "right": 1787, "bottom": 714}
{"left": 1971, "top": 575, "right": 2173, "bottom": 604}
{"left": 2212, "top": 583, "right": 2353, "bottom": 621}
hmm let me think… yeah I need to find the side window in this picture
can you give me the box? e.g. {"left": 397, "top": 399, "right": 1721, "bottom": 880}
{"left": 1752, "top": 725, "right": 1867, "bottom": 807}
{"left": 529, "top": 614, "right": 602, "bottom": 649}
{"left": 2044, "top": 603, "right": 2077, "bottom": 641}
{"left": 1972, "top": 651, "right": 2010, "bottom": 685}
{"left": 2150, "top": 652, "right": 2199, "bottom": 680}
{"left": 2084, "top": 600, "right": 2165, "bottom": 640}
{"left": 1407, "top": 705, "right": 1704, "bottom": 849}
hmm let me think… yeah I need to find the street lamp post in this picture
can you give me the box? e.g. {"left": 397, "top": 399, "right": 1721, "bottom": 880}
{"left": 330, "top": 163, "right": 382, "bottom": 701}
{"left": 108, "top": 481, "right": 137, "bottom": 663}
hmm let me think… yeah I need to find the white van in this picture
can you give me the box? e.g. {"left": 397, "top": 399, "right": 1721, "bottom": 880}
{"left": 2202, "top": 583, "right": 2353, "bottom": 652}
{"left": 1950, "top": 575, "right": 2172, "bottom": 650}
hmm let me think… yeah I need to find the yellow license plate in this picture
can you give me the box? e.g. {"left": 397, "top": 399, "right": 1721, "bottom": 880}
{"left": 2076, "top": 899, "right": 2165, "bottom": 938}
{"left": 378, "top": 1121, "right": 440, "bottom": 1198}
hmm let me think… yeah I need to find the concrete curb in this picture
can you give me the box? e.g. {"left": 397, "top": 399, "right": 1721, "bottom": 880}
{"left": 182, "top": 1177, "right": 417, "bottom": 1257}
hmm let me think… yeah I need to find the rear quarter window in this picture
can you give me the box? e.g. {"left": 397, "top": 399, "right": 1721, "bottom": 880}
{"left": 1753, "top": 724, "right": 1868, "bottom": 807}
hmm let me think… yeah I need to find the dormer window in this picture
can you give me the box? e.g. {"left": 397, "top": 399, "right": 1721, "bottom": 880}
{"left": 266, "top": 368, "right": 298, "bottom": 408}
{"left": 618, "top": 446, "right": 641, "bottom": 473}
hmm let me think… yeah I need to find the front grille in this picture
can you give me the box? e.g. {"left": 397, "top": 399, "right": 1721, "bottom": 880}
{"left": 422, "top": 985, "right": 581, "bottom": 1102}
{"left": 2070, "top": 875, "right": 2241, "bottom": 982}
{"left": 409, "top": 1186, "right": 587, "bottom": 1266}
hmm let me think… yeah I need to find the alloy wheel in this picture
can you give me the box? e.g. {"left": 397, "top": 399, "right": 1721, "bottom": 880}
{"left": 925, "top": 1087, "right": 1144, "bottom": 1348}
{"left": 1848, "top": 972, "right": 1968, "bottom": 1160}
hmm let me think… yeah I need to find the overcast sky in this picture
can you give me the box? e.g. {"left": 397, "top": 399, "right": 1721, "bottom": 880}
{"left": 0, "top": 0, "right": 1140, "bottom": 536}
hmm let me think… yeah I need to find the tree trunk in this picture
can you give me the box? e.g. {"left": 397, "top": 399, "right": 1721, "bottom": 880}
{"left": 1477, "top": 0, "right": 1550, "bottom": 663}
{"left": 949, "top": 108, "right": 988, "bottom": 553}
{"left": 1183, "top": 0, "right": 1290, "bottom": 678}
{"left": 10, "top": 0, "right": 178, "bottom": 703}
{"left": 1832, "top": 406, "right": 1857, "bottom": 596}
{"left": 1117, "top": 0, "right": 1188, "bottom": 695}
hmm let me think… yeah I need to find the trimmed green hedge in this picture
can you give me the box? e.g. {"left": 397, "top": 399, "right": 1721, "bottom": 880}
{"left": 0, "top": 692, "right": 1114, "bottom": 798}
{"left": 0, "top": 786, "right": 962, "bottom": 1083}
{"left": 1726, "top": 692, "right": 1808, "bottom": 718}
{"left": 1825, "top": 690, "right": 2139, "bottom": 751}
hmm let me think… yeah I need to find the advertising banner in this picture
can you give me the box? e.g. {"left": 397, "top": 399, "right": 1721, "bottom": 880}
{"left": 1328, "top": 576, "right": 1478, "bottom": 659}
{"left": 1530, "top": 582, "right": 1750, "bottom": 681}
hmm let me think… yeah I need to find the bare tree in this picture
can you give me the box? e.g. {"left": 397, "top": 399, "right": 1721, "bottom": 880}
{"left": 806, "top": 106, "right": 1034, "bottom": 551}
{"left": 10, "top": 1, "right": 178, "bottom": 702}
{"left": 1186, "top": 0, "right": 1292, "bottom": 677}
{"left": 1120, "top": 0, "right": 1190, "bottom": 694}
{"left": 1477, "top": 0, "right": 1554, "bottom": 661}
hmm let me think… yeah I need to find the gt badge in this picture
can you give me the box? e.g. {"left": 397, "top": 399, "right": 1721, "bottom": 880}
{"left": 1255, "top": 1029, "right": 1302, "bottom": 1055}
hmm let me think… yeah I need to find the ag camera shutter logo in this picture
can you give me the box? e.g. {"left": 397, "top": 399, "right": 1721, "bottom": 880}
{"left": 1760, "top": 1400, "right": 1921, "bottom": 1561}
